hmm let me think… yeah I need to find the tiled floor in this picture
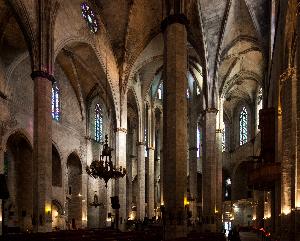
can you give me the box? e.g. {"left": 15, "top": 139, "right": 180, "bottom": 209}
{"left": 239, "top": 232, "right": 261, "bottom": 241}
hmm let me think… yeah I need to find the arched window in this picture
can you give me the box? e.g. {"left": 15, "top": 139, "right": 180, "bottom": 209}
{"left": 222, "top": 124, "right": 226, "bottom": 152}
{"left": 95, "top": 104, "right": 103, "bottom": 142}
{"left": 52, "top": 82, "right": 60, "bottom": 121}
{"left": 239, "top": 107, "right": 248, "bottom": 145}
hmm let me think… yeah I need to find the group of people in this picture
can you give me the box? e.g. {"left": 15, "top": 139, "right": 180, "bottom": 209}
{"left": 228, "top": 226, "right": 241, "bottom": 241}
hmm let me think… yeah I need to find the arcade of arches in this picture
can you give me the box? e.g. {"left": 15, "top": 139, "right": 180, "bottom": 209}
{"left": 0, "top": 0, "right": 299, "bottom": 241}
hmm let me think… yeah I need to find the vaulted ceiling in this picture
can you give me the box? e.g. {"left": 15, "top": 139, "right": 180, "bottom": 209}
{"left": 1, "top": 0, "right": 271, "bottom": 121}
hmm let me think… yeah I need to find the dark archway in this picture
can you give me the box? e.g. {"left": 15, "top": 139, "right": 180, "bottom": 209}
{"left": 3, "top": 133, "right": 33, "bottom": 233}
{"left": 66, "top": 153, "right": 82, "bottom": 229}
{"left": 52, "top": 145, "right": 62, "bottom": 187}
{"left": 51, "top": 199, "right": 64, "bottom": 230}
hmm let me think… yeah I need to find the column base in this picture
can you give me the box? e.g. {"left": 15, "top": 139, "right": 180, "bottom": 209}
{"left": 164, "top": 224, "right": 187, "bottom": 240}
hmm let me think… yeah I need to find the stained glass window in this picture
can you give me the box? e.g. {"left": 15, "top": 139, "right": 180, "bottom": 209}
{"left": 81, "top": 2, "right": 98, "bottom": 33}
{"left": 186, "top": 89, "right": 190, "bottom": 99}
{"left": 52, "top": 82, "right": 60, "bottom": 121}
{"left": 239, "top": 107, "right": 248, "bottom": 145}
{"left": 222, "top": 124, "right": 226, "bottom": 152}
{"left": 157, "top": 83, "right": 162, "bottom": 100}
{"left": 196, "top": 86, "right": 201, "bottom": 95}
{"left": 197, "top": 127, "right": 200, "bottom": 158}
{"left": 257, "top": 88, "right": 263, "bottom": 130}
{"left": 95, "top": 104, "right": 103, "bottom": 142}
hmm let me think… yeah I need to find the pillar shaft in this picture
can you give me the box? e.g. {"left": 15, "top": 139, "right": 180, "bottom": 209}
{"left": 148, "top": 147, "right": 155, "bottom": 218}
{"left": 115, "top": 130, "right": 127, "bottom": 223}
{"left": 32, "top": 75, "right": 52, "bottom": 232}
{"left": 162, "top": 15, "right": 188, "bottom": 239}
{"left": 0, "top": 146, "right": 4, "bottom": 235}
{"left": 202, "top": 109, "right": 218, "bottom": 232}
{"left": 137, "top": 143, "right": 145, "bottom": 219}
{"left": 188, "top": 112, "right": 198, "bottom": 222}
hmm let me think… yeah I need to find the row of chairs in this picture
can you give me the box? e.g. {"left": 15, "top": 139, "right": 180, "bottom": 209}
{"left": 0, "top": 229, "right": 226, "bottom": 241}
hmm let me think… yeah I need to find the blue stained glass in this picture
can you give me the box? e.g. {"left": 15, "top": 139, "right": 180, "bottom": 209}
{"left": 81, "top": 2, "right": 98, "bottom": 33}
{"left": 95, "top": 104, "right": 103, "bottom": 142}
{"left": 52, "top": 82, "right": 60, "bottom": 121}
{"left": 239, "top": 107, "right": 248, "bottom": 145}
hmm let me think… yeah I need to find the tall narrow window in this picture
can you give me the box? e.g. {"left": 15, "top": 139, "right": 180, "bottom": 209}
{"left": 157, "top": 83, "right": 162, "bottom": 100}
{"left": 222, "top": 124, "right": 226, "bottom": 152}
{"left": 95, "top": 104, "right": 103, "bottom": 142}
{"left": 52, "top": 82, "right": 60, "bottom": 121}
{"left": 197, "top": 127, "right": 200, "bottom": 158}
{"left": 257, "top": 88, "right": 263, "bottom": 131}
{"left": 186, "top": 89, "right": 190, "bottom": 99}
{"left": 239, "top": 107, "right": 248, "bottom": 145}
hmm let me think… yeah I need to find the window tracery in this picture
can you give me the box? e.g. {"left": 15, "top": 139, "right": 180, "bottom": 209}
{"left": 81, "top": 2, "right": 98, "bottom": 33}
{"left": 95, "top": 104, "right": 103, "bottom": 142}
{"left": 52, "top": 82, "right": 60, "bottom": 121}
{"left": 239, "top": 107, "right": 248, "bottom": 145}
{"left": 222, "top": 124, "right": 226, "bottom": 152}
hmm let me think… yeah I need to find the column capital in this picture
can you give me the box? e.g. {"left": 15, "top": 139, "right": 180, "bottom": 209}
{"left": 204, "top": 108, "right": 219, "bottom": 114}
{"left": 31, "top": 70, "right": 55, "bottom": 83}
{"left": 148, "top": 146, "right": 155, "bottom": 150}
{"left": 216, "top": 129, "right": 222, "bottom": 133}
{"left": 161, "top": 14, "right": 189, "bottom": 32}
{"left": 136, "top": 141, "right": 145, "bottom": 146}
{"left": 115, "top": 127, "right": 127, "bottom": 134}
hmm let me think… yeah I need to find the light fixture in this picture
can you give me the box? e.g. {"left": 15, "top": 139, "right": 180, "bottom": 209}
{"left": 86, "top": 135, "right": 126, "bottom": 188}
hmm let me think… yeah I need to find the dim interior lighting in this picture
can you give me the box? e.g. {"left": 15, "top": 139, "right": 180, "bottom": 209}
{"left": 282, "top": 208, "right": 291, "bottom": 215}
{"left": 78, "top": 193, "right": 82, "bottom": 197}
{"left": 161, "top": 201, "right": 164, "bottom": 206}
{"left": 106, "top": 217, "right": 112, "bottom": 222}
{"left": 45, "top": 204, "right": 51, "bottom": 214}
{"left": 184, "top": 197, "right": 190, "bottom": 206}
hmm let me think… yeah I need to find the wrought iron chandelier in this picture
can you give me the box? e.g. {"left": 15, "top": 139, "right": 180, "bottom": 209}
{"left": 86, "top": 134, "right": 126, "bottom": 188}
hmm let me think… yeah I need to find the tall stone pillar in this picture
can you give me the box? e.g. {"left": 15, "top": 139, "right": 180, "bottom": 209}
{"left": 126, "top": 128, "right": 133, "bottom": 217}
{"left": 0, "top": 145, "right": 4, "bottom": 235}
{"left": 137, "top": 142, "right": 145, "bottom": 219}
{"left": 188, "top": 111, "right": 198, "bottom": 223}
{"left": 162, "top": 13, "right": 188, "bottom": 239}
{"left": 148, "top": 147, "right": 155, "bottom": 218}
{"left": 31, "top": 71, "right": 54, "bottom": 232}
{"left": 160, "top": 113, "right": 164, "bottom": 205}
{"left": 115, "top": 129, "right": 127, "bottom": 224}
{"left": 202, "top": 108, "right": 218, "bottom": 232}
{"left": 215, "top": 99, "right": 224, "bottom": 231}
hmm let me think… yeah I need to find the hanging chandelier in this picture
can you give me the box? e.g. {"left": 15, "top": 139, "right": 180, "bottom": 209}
{"left": 86, "top": 134, "right": 126, "bottom": 188}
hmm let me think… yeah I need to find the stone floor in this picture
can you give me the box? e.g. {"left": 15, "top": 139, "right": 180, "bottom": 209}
{"left": 239, "top": 232, "right": 261, "bottom": 241}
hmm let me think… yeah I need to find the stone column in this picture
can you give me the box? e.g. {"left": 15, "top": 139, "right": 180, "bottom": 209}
{"left": 160, "top": 113, "right": 164, "bottom": 205}
{"left": 148, "top": 147, "right": 155, "bottom": 218}
{"left": 0, "top": 145, "right": 4, "bottom": 235}
{"left": 115, "top": 129, "right": 127, "bottom": 224}
{"left": 202, "top": 108, "right": 218, "bottom": 232}
{"left": 31, "top": 71, "right": 54, "bottom": 232}
{"left": 137, "top": 142, "right": 145, "bottom": 219}
{"left": 215, "top": 99, "right": 224, "bottom": 231}
{"left": 188, "top": 111, "right": 198, "bottom": 223}
{"left": 81, "top": 172, "right": 88, "bottom": 228}
{"left": 126, "top": 128, "right": 134, "bottom": 217}
{"left": 162, "top": 14, "right": 188, "bottom": 239}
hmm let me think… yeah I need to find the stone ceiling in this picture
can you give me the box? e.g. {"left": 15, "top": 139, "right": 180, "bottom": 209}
{"left": 0, "top": 0, "right": 270, "bottom": 121}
